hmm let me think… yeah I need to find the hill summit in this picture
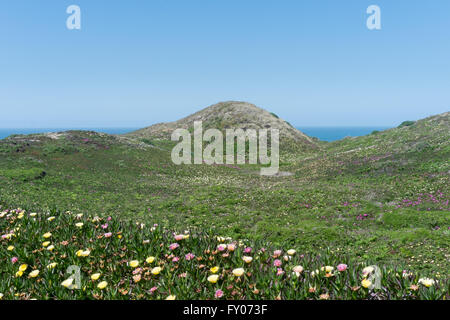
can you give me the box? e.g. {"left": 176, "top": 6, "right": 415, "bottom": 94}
{"left": 127, "top": 101, "right": 316, "bottom": 148}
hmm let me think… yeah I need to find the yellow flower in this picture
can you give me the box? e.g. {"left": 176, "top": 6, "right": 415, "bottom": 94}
{"left": 151, "top": 267, "right": 162, "bottom": 275}
{"left": 129, "top": 260, "right": 139, "bottom": 268}
{"left": 117, "top": 235, "right": 122, "bottom": 239}
{"left": 242, "top": 256, "right": 253, "bottom": 263}
{"left": 30, "top": 212, "right": 37, "bottom": 217}
{"left": 232, "top": 268, "right": 245, "bottom": 277}
{"left": 0, "top": 293, "right": 3, "bottom": 299}
{"left": 91, "top": 273, "right": 101, "bottom": 281}
{"left": 29, "top": 270, "right": 40, "bottom": 278}
{"left": 418, "top": 278, "right": 435, "bottom": 288}
{"left": 42, "top": 241, "right": 51, "bottom": 247}
{"left": 75, "top": 222, "right": 84, "bottom": 228}
{"left": 321, "top": 266, "right": 334, "bottom": 273}
{"left": 47, "top": 216, "right": 55, "bottom": 221}
{"left": 210, "top": 266, "right": 220, "bottom": 273}
{"left": 43, "top": 232, "right": 52, "bottom": 238}
{"left": 76, "top": 249, "right": 91, "bottom": 257}
{"left": 287, "top": 249, "right": 296, "bottom": 256}
{"left": 207, "top": 274, "right": 219, "bottom": 283}
{"left": 7, "top": 245, "right": 14, "bottom": 251}
{"left": 15, "top": 270, "right": 23, "bottom": 277}
{"left": 47, "top": 245, "right": 55, "bottom": 251}
{"left": 76, "top": 213, "right": 84, "bottom": 218}
{"left": 47, "top": 263, "right": 57, "bottom": 269}
{"left": 19, "top": 264, "right": 28, "bottom": 272}
{"left": 97, "top": 281, "right": 108, "bottom": 289}
{"left": 361, "top": 279, "right": 372, "bottom": 288}
{"left": 146, "top": 256, "right": 155, "bottom": 264}
{"left": 165, "top": 295, "right": 176, "bottom": 300}
{"left": 61, "top": 278, "right": 74, "bottom": 288}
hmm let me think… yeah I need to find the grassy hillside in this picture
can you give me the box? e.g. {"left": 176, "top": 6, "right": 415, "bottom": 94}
{"left": 0, "top": 111, "right": 449, "bottom": 285}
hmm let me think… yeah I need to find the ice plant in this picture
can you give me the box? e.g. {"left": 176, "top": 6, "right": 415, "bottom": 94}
{"left": 207, "top": 275, "right": 219, "bottom": 283}
{"left": 97, "top": 281, "right": 108, "bottom": 290}
{"left": 337, "top": 264, "right": 348, "bottom": 272}
{"left": 232, "top": 268, "right": 245, "bottom": 277}
{"left": 129, "top": 260, "right": 139, "bottom": 268}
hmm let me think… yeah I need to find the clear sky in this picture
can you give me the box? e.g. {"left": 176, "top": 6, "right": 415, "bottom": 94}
{"left": 1, "top": 0, "right": 449, "bottom": 128}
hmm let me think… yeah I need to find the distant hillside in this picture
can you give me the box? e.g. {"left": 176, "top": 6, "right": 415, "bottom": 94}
{"left": 126, "top": 101, "right": 317, "bottom": 150}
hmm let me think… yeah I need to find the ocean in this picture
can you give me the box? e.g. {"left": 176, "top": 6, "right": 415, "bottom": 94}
{"left": 0, "top": 126, "right": 391, "bottom": 142}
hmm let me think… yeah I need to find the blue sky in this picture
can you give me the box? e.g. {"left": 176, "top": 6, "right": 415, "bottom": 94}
{"left": 0, "top": 0, "right": 449, "bottom": 128}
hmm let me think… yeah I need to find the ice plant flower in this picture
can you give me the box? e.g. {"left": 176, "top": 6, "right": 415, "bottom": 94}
{"left": 287, "top": 249, "right": 296, "bottom": 256}
{"left": 47, "top": 216, "right": 55, "bottom": 221}
{"left": 47, "top": 245, "right": 55, "bottom": 251}
{"left": 321, "top": 266, "right": 334, "bottom": 273}
{"left": 7, "top": 245, "right": 14, "bottom": 251}
{"left": 19, "top": 264, "right": 28, "bottom": 272}
{"left": 76, "top": 249, "right": 91, "bottom": 257}
{"left": 43, "top": 232, "right": 52, "bottom": 238}
{"left": 61, "top": 278, "right": 74, "bottom": 288}
{"left": 232, "top": 268, "right": 245, "bottom": 277}
{"left": 75, "top": 222, "right": 84, "bottom": 228}
{"left": 217, "top": 244, "right": 226, "bottom": 251}
{"left": 337, "top": 264, "right": 348, "bottom": 272}
{"left": 292, "top": 265, "right": 304, "bottom": 276}
{"left": 29, "top": 270, "right": 40, "bottom": 278}
{"left": 151, "top": 267, "right": 162, "bottom": 275}
{"left": 210, "top": 266, "right": 219, "bottom": 274}
{"left": 418, "top": 278, "right": 435, "bottom": 287}
{"left": 97, "top": 281, "right": 108, "bottom": 289}
{"left": 91, "top": 273, "right": 101, "bottom": 281}
{"left": 361, "top": 279, "right": 372, "bottom": 288}
{"left": 227, "top": 244, "right": 236, "bottom": 251}
{"left": 185, "top": 253, "right": 195, "bottom": 261}
{"left": 215, "top": 289, "right": 224, "bottom": 298}
{"left": 129, "top": 260, "right": 139, "bottom": 268}
{"left": 165, "top": 295, "right": 176, "bottom": 300}
{"left": 47, "top": 263, "right": 57, "bottom": 269}
{"left": 273, "top": 259, "right": 282, "bottom": 267}
{"left": 244, "top": 247, "right": 252, "bottom": 254}
{"left": 146, "top": 256, "right": 155, "bottom": 264}
{"left": 11, "top": 257, "right": 18, "bottom": 264}
{"left": 207, "top": 275, "right": 219, "bottom": 283}
{"left": 42, "top": 241, "right": 50, "bottom": 247}
{"left": 273, "top": 250, "right": 282, "bottom": 257}
{"left": 169, "top": 243, "right": 179, "bottom": 250}
{"left": 242, "top": 256, "right": 253, "bottom": 263}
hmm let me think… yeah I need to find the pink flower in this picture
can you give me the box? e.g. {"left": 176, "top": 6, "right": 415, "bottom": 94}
{"left": 244, "top": 247, "right": 252, "bottom": 253}
{"left": 276, "top": 268, "right": 284, "bottom": 276}
{"left": 101, "top": 223, "right": 108, "bottom": 229}
{"left": 104, "top": 232, "right": 112, "bottom": 238}
{"left": 172, "top": 256, "right": 180, "bottom": 262}
{"left": 273, "top": 259, "right": 282, "bottom": 267}
{"left": 215, "top": 289, "right": 224, "bottom": 298}
{"left": 185, "top": 253, "right": 195, "bottom": 261}
{"left": 11, "top": 257, "right": 18, "bottom": 264}
{"left": 132, "top": 268, "right": 143, "bottom": 275}
{"left": 273, "top": 250, "right": 282, "bottom": 257}
{"left": 174, "top": 234, "right": 184, "bottom": 241}
{"left": 107, "top": 216, "right": 112, "bottom": 221}
{"left": 217, "top": 244, "right": 226, "bottom": 252}
{"left": 149, "top": 286, "right": 158, "bottom": 294}
{"left": 169, "top": 243, "right": 180, "bottom": 250}
{"left": 337, "top": 264, "right": 348, "bottom": 272}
